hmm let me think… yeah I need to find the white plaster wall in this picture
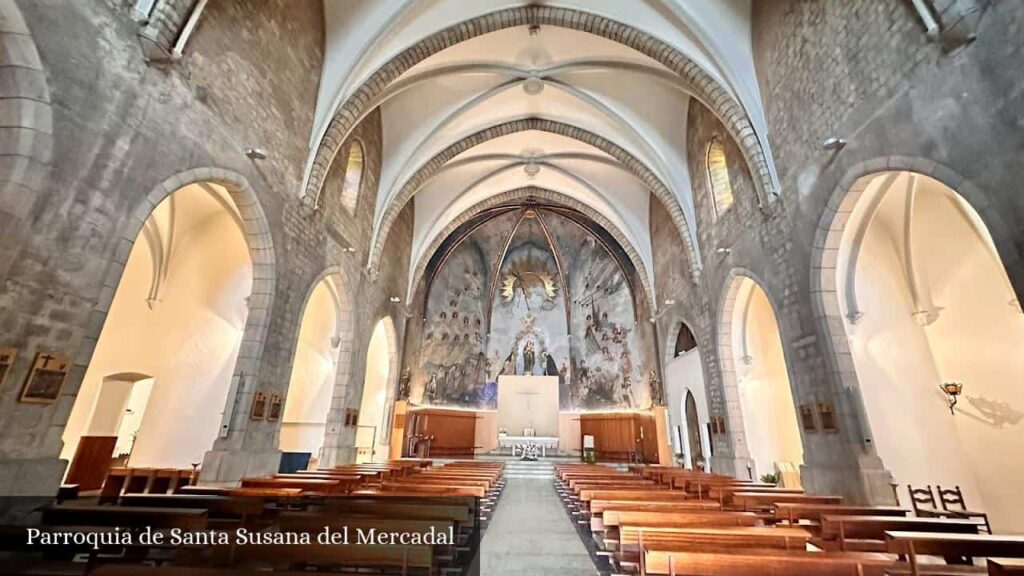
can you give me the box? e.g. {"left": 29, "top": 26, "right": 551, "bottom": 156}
{"left": 664, "top": 348, "right": 710, "bottom": 468}
{"left": 733, "top": 284, "right": 803, "bottom": 479}
{"left": 356, "top": 320, "right": 392, "bottom": 462}
{"left": 114, "top": 379, "right": 154, "bottom": 458}
{"left": 279, "top": 278, "right": 341, "bottom": 455}
{"left": 842, "top": 174, "right": 1024, "bottom": 531}
{"left": 61, "top": 185, "right": 252, "bottom": 469}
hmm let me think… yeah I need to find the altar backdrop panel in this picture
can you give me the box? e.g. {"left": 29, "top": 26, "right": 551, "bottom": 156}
{"left": 496, "top": 375, "right": 560, "bottom": 437}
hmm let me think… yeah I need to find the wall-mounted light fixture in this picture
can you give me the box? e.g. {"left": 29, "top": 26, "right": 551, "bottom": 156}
{"left": 940, "top": 381, "right": 963, "bottom": 414}
{"left": 822, "top": 137, "right": 847, "bottom": 152}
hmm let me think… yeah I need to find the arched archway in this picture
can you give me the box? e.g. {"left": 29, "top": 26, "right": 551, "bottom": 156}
{"left": 278, "top": 272, "right": 351, "bottom": 471}
{"left": 717, "top": 274, "right": 804, "bottom": 483}
{"left": 684, "top": 391, "right": 705, "bottom": 470}
{"left": 62, "top": 177, "right": 264, "bottom": 483}
{"left": 815, "top": 168, "right": 1024, "bottom": 531}
{"left": 663, "top": 318, "right": 709, "bottom": 470}
{"left": 355, "top": 317, "right": 398, "bottom": 463}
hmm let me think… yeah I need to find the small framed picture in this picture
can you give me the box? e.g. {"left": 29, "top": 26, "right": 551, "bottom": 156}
{"left": 267, "top": 394, "right": 282, "bottom": 421}
{"left": 818, "top": 402, "right": 838, "bottom": 433}
{"left": 250, "top": 392, "right": 268, "bottom": 420}
{"left": 0, "top": 347, "right": 17, "bottom": 391}
{"left": 799, "top": 404, "right": 818, "bottom": 432}
{"left": 19, "top": 352, "right": 70, "bottom": 404}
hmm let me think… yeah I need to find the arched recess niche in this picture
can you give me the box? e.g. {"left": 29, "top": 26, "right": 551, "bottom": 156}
{"left": 816, "top": 168, "right": 1024, "bottom": 531}
{"left": 62, "top": 176, "right": 269, "bottom": 480}
{"left": 717, "top": 273, "right": 804, "bottom": 483}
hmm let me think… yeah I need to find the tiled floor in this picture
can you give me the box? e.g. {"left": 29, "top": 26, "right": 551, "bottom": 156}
{"left": 480, "top": 477, "right": 598, "bottom": 575}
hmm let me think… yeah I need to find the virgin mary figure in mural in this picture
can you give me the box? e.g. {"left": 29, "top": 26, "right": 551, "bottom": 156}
{"left": 522, "top": 340, "right": 536, "bottom": 375}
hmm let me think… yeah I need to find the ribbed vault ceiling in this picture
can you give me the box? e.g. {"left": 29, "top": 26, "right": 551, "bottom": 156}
{"left": 309, "top": 1, "right": 775, "bottom": 308}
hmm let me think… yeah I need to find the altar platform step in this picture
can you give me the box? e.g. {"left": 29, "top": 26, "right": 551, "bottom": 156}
{"left": 501, "top": 460, "right": 555, "bottom": 479}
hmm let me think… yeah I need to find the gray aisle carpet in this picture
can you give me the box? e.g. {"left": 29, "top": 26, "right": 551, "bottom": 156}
{"left": 480, "top": 477, "right": 598, "bottom": 576}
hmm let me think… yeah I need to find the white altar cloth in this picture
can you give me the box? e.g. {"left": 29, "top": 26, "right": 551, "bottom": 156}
{"left": 498, "top": 435, "right": 559, "bottom": 457}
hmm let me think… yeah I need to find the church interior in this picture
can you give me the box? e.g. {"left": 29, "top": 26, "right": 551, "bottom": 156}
{"left": 1, "top": 1, "right": 1023, "bottom": 574}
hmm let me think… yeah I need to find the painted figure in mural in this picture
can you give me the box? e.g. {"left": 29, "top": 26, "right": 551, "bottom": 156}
{"left": 619, "top": 373, "right": 634, "bottom": 408}
{"left": 398, "top": 367, "right": 411, "bottom": 400}
{"left": 523, "top": 340, "right": 536, "bottom": 374}
{"left": 543, "top": 352, "right": 559, "bottom": 376}
{"left": 648, "top": 368, "right": 663, "bottom": 406}
{"left": 502, "top": 344, "right": 516, "bottom": 375}
{"left": 425, "top": 373, "right": 438, "bottom": 403}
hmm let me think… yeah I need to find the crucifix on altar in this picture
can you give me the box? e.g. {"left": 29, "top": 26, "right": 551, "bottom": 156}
{"left": 496, "top": 374, "right": 560, "bottom": 457}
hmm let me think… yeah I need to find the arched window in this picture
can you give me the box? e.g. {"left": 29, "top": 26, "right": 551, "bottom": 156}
{"left": 706, "top": 137, "right": 734, "bottom": 216}
{"left": 674, "top": 322, "right": 697, "bottom": 357}
{"left": 340, "top": 140, "right": 364, "bottom": 213}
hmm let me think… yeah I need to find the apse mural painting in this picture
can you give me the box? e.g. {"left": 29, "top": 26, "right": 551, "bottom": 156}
{"left": 413, "top": 206, "right": 655, "bottom": 411}
{"left": 487, "top": 211, "right": 570, "bottom": 395}
{"left": 547, "top": 213, "right": 654, "bottom": 410}
{"left": 414, "top": 212, "right": 516, "bottom": 409}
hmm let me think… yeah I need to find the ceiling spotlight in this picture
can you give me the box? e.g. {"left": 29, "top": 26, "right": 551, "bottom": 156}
{"left": 343, "top": 246, "right": 357, "bottom": 253}
{"left": 716, "top": 248, "right": 731, "bottom": 255}
{"left": 389, "top": 296, "right": 401, "bottom": 303}
{"left": 663, "top": 299, "right": 677, "bottom": 306}
{"left": 822, "top": 137, "right": 846, "bottom": 152}
{"left": 245, "top": 147, "right": 267, "bottom": 160}
{"left": 522, "top": 75, "right": 545, "bottom": 96}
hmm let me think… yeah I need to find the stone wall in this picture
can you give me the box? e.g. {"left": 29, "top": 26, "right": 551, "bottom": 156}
{"left": 647, "top": 0, "right": 1024, "bottom": 503}
{"left": 0, "top": 0, "right": 411, "bottom": 496}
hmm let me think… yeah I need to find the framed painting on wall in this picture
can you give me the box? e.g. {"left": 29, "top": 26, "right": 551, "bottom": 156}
{"left": 267, "top": 394, "right": 282, "bottom": 421}
{"left": 250, "top": 392, "right": 267, "bottom": 420}
{"left": 19, "top": 352, "right": 70, "bottom": 404}
{"left": 0, "top": 347, "right": 16, "bottom": 391}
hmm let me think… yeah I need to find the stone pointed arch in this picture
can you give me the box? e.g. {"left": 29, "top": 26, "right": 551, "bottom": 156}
{"left": 84, "top": 168, "right": 277, "bottom": 452}
{"left": 0, "top": 0, "right": 54, "bottom": 244}
{"left": 302, "top": 6, "right": 776, "bottom": 216}
{"left": 408, "top": 186, "right": 657, "bottom": 312}
{"left": 810, "top": 156, "right": 1022, "bottom": 440}
{"left": 376, "top": 118, "right": 700, "bottom": 282}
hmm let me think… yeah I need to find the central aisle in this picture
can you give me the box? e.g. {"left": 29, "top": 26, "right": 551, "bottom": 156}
{"left": 481, "top": 477, "right": 597, "bottom": 575}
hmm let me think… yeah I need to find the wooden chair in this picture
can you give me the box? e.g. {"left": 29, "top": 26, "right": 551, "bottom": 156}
{"left": 936, "top": 485, "right": 991, "bottom": 534}
{"left": 907, "top": 485, "right": 940, "bottom": 516}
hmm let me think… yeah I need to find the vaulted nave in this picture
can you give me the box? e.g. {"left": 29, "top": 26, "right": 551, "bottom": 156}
{"left": 1, "top": 1, "right": 1023, "bottom": 574}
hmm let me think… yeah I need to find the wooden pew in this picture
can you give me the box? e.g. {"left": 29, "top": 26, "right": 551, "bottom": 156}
{"left": 990, "top": 559, "right": 1024, "bottom": 575}
{"left": 818, "top": 516, "right": 980, "bottom": 552}
{"left": 733, "top": 492, "right": 843, "bottom": 511}
{"left": 641, "top": 548, "right": 898, "bottom": 576}
{"left": 40, "top": 505, "right": 207, "bottom": 531}
{"left": 591, "top": 500, "right": 722, "bottom": 515}
{"left": 885, "top": 531, "right": 1024, "bottom": 576}
{"left": 579, "top": 489, "right": 691, "bottom": 504}
{"left": 775, "top": 504, "right": 908, "bottom": 526}
{"left": 618, "top": 525, "right": 813, "bottom": 554}
{"left": 226, "top": 542, "right": 435, "bottom": 574}
{"left": 119, "top": 493, "right": 265, "bottom": 522}
{"left": 239, "top": 477, "right": 353, "bottom": 494}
